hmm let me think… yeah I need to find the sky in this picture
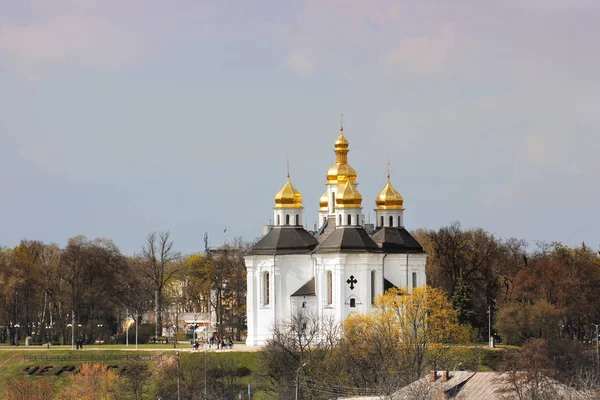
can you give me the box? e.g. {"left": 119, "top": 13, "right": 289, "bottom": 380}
{"left": 0, "top": 0, "right": 599, "bottom": 255}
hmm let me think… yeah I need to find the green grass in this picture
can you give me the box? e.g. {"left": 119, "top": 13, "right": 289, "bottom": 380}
{"left": 0, "top": 347, "right": 269, "bottom": 399}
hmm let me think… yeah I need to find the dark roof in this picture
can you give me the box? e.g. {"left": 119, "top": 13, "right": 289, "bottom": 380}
{"left": 248, "top": 226, "right": 319, "bottom": 255}
{"left": 316, "top": 216, "right": 337, "bottom": 243}
{"left": 384, "top": 278, "right": 397, "bottom": 292}
{"left": 371, "top": 227, "right": 425, "bottom": 253}
{"left": 316, "top": 227, "right": 381, "bottom": 253}
{"left": 291, "top": 277, "right": 316, "bottom": 296}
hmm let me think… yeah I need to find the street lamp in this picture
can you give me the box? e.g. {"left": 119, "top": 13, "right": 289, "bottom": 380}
{"left": 592, "top": 323, "right": 599, "bottom": 367}
{"left": 97, "top": 324, "right": 103, "bottom": 345}
{"left": 67, "top": 324, "right": 73, "bottom": 349}
{"left": 193, "top": 313, "right": 197, "bottom": 344}
{"left": 295, "top": 362, "right": 307, "bottom": 400}
{"left": 14, "top": 323, "right": 20, "bottom": 346}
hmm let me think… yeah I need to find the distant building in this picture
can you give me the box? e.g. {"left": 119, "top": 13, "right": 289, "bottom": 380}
{"left": 339, "top": 370, "right": 588, "bottom": 400}
{"left": 245, "top": 121, "right": 427, "bottom": 346}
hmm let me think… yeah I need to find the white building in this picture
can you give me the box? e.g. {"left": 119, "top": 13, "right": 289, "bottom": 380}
{"left": 245, "top": 123, "right": 427, "bottom": 346}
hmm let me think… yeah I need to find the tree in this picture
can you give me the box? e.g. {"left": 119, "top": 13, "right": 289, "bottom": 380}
{"left": 340, "top": 286, "right": 469, "bottom": 395}
{"left": 139, "top": 232, "right": 181, "bottom": 339}
{"left": 498, "top": 339, "right": 560, "bottom": 400}
{"left": 261, "top": 312, "right": 341, "bottom": 399}
{"left": 495, "top": 300, "right": 564, "bottom": 346}
{"left": 3, "top": 378, "right": 55, "bottom": 400}
{"left": 205, "top": 241, "right": 247, "bottom": 341}
{"left": 120, "top": 361, "right": 152, "bottom": 400}
{"left": 59, "top": 363, "right": 120, "bottom": 400}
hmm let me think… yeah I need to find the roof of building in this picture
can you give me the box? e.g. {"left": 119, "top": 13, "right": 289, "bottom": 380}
{"left": 316, "top": 226, "right": 381, "bottom": 253}
{"left": 291, "top": 277, "right": 316, "bottom": 296}
{"left": 391, "top": 371, "right": 588, "bottom": 400}
{"left": 370, "top": 227, "right": 425, "bottom": 253}
{"left": 247, "top": 226, "right": 319, "bottom": 255}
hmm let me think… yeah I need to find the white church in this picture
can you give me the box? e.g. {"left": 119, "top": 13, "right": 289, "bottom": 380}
{"left": 245, "top": 122, "right": 427, "bottom": 346}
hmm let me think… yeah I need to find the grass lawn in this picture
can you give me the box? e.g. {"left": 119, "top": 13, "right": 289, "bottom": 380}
{"left": 0, "top": 347, "right": 269, "bottom": 398}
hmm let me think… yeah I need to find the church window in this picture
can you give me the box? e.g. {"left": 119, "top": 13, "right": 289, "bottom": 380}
{"left": 277, "top": 215, "right": 280, "bottom": 226}
{"left": 356, "top": 214, "right": 360, "bottom": 226}
{"left": 347, "top": 214, "right": 352, "bottom": 225}
{"left": 398, "top": 216, "right": 402, "bottom": 227}
{"left": 371, "top": 270, "right": 376, "bottom": 304}
{"left": 285, "top": 214, "right": 290, "bottom": 225}
{"left": 263, "top": 272, "right": 270, "bottom": 305}
{"left": 350, "top": 298, "right": 356, "bottom": 307}
{"left": 331, "top": 193, "right": 336, "bottom": 212}
{"left": 338, "top": 214, "right": 342, "bottom": 226}
{"left": 327, "top": 271, "right": 333, "bottom": 305}
{"left": 389, "top": 216, "right": 394, "bottom": 227}
{"left": 412, "top": 272, "right": 417, "bottom": 289}
{"left": 295, "top": 214, "right": 299, "bottom": 226}
{"left": 380, "top": 216, "right": 384, "bottom": 227}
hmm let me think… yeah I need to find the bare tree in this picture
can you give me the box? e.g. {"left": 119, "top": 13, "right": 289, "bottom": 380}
{"left": 139, "top": 232, "right": 181, "bottom": 339}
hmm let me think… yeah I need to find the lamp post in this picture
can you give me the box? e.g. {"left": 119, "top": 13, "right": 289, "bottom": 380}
{"left": 295, "top": 362, "right": 307, "bottom": 400}
{"left": 97, "top": 324, "right": 103, "bottom": 345}
{"left": 14, "top": 323, "right": 20, "bottom": 346}
{"left": 193, "top": 313, "right": 197, "bottom": 344}
{"left": 592, "top": 323, "right": 599, "bottom": 368}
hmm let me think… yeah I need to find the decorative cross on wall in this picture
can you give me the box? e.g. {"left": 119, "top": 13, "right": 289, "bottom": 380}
{"left": 346, "top": 275, "right": 357, "bottom": 290}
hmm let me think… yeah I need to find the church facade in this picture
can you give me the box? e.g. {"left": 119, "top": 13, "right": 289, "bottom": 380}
{"left": 245, "top": 123, "right": 427, "bottom": 346}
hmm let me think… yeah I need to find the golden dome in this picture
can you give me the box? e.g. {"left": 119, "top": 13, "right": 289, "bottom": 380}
{"left": 334, "top": 130, "right": 349, "bottom": 148}
{"left": 274, "top": 175, "right": 303, "bottom": 209}
{"left": 319, "top": 190, "right": 328, "bottom": 210}
{"left": 327, "top": 162, "right": 357, "bottom": 183}
{"left": 336, "top": 180, "right": 362, "bottom": 208}
{"left": 326, "top": 126, "right": 357, "bottom": 184}
{"left": 376, "top": 174, "right": 404, "bottom": 210}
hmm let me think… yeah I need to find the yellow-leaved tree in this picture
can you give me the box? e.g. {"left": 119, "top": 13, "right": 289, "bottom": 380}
{"left": 340, "top": 286, "right": 468, "bottom": 394}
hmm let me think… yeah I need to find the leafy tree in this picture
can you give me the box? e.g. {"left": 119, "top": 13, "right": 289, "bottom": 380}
{"left": 495, "top": 300, "right": 564, "bottom": 346}
{"left": 2, "top": 378, "right": 55, "bottom": 400}
{"left": 59, "top": 363, "right": 120, "bottom": 400}
{"left": 340, "top": 286, "right": 469, "bottom": 394}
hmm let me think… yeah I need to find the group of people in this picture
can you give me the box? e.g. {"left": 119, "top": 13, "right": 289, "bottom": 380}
{"left": 75, "top": 338, "right": 84, "bottom": 349}
{"left": 191, "top": 337, "right": 234, "bottom": 351}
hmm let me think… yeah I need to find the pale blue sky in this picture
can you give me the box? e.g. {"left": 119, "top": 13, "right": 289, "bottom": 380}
{"left": 1, "top": 0, "right": 599, "bottom": 254}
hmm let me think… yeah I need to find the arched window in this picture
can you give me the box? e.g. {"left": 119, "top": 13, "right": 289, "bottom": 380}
{"left": 389, "top": 216, "right": 394, "bottom": 227}
{"left": 277, "top": 215, "right": 281, "bottom": 226}
{"left": 412, "top": 272, "right": 417, "bottom": 289}
{"left": 285, "top": 214, "right": 290, "bottom": 225}
{"left": 398, "top": 216, "right": 401, "bottom": 227}
{"left": 356, "top": 214, "right": 360, "bottom": 226}
{"left": 338, "top": 214, "right": 342, "bottom": 226}
{"left": 264, "top": 272, "right": 270, "bottom": 305}
{"left": 295, "top": 214, "right": 299, "bottom": 226}
{"left": 327, "top": 271, "right": 333, "bottom": 305}
{"left": 350, "top": 298, "right": 356, "bottom": 308}
{"left": 371, "top": 270, "right": 376, "bottom": 304}
{"left": 331, "top": 193, "right": 336, "bottom": 212}
{"left": 380, "top": 216, "right": 384, "bottom": 227}
{"left": 347, "top": 214, "right": 352, "bottom": 225}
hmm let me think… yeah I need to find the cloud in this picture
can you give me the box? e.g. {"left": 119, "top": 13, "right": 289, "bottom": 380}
{"left": 383, "top": 23, "right": 454, "bottom": 75}
{"left": 284, "top": 49, "right": 316, "bottom": 76}
{"left": 0, "top": 14, "right": 140, "bottom": 74}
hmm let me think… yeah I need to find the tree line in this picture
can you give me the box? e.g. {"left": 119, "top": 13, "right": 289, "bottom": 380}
{"left": 0, "top": 233, "right": 247, "bottom": 346}
{"left": 415, "top": 221, "right": 600, "bottom": 345}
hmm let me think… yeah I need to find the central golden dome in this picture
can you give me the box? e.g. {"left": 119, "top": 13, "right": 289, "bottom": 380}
{"left": 326, "top": 126, "right": 357, "bottom": 184}
{"left": 376, "top": 174, "right": 404, "bottom": 210}
{"left": 336, "top": 180, "right": 362, "bottom": 208}
{"left": 274, "top": 175, "right": 303, "bottom": 209}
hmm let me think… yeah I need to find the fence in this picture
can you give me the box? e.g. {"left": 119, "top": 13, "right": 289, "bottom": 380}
{"left": 23, "top": 354, "right": 164, "bottom": 362}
